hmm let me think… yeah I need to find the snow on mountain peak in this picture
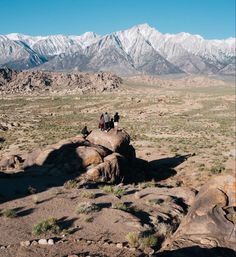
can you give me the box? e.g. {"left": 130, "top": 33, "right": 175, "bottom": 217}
{"left": 0, "top": 24, "right": 235, "bottom": 75}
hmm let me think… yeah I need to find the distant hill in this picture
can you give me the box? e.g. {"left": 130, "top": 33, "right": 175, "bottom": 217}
{"left": 0, "top": 67, "right": 122, "bottom": 95}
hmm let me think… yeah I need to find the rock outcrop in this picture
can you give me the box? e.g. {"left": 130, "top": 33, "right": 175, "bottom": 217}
{"left": 0, "top": 67, "right": 122, "bottom": 95}
{"left": 162, "top": 174, "right": 236, "bottom": 255}
{"left": 23, "top": 129, "right": 136, "bottom": 183}
{"left": 87, "top": 129, "right": 135, "bottom": 160}
{"left": 0, "top": 154, "right": 24, "bottom": 171}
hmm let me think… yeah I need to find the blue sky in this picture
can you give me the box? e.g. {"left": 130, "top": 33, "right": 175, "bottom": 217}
{"left": 1, "top": 0, "right": 235, "bottom": 39}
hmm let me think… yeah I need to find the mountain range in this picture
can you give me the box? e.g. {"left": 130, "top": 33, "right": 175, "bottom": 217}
{"left": 0, "top": 24, "right": 235, "bottom": 75}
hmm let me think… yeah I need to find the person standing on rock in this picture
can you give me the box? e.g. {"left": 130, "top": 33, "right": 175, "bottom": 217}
{"left": 110, "top": 118, "right": 114, "bottom": 129}
{"left": 114, "top": 112, "right": 120, "bottom": 130}
{"left": 81, "top": 125, "right": 90, "bottom": 137}
{"left": 99, "top": 114, "right": 105, "bottom": 131}
{"left": 104, "top": 112, "right": 110, "bottom": 132}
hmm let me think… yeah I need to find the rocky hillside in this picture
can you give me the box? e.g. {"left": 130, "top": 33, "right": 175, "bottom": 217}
{"left": 0, "top": 67, "right": 122, "bottom": 95}
{"left": 0, "top": 129, "right": 235, "bottom": 257}
{"left": 1, "top": 24, "right": 235, "bottom": 75}
{"left": 126, "top": 74, "right": 226, "bottom": 87}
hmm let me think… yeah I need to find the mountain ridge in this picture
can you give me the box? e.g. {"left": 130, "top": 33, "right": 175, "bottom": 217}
{"left": 1, "top": 24, "right": 235, "bottom": 75}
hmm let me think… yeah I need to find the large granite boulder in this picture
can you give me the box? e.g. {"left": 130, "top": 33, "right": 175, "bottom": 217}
{"left": 23, "top": 130, "right": 136, "bottom": 183}
{"left": 87, "top": 129, "right": 135, "bottom": 160}
{"left": 161, "top": 174, "right": 236, "bottom": 256}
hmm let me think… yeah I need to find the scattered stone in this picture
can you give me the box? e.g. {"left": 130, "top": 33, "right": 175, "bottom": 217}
{"left": 47, "top": 239, "right": 54, "bottom": 245}
{"left": 116, "top": 243, "right": 123, "bottom": 248}
{"left": 20, "top": 241, "right": 30, "bottom": 247}
{"left": 38, "top": 239, "right": 48, "bottom": 245}
{"left": 31, "top": 241, "right": 38, "bottom": 246}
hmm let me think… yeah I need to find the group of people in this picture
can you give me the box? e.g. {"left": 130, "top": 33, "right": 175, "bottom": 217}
{"left": 81, "top": 112, "right": 120, "bottom": 137}
{"left": 99, "top": 112, "right": 120, "bottom": 132}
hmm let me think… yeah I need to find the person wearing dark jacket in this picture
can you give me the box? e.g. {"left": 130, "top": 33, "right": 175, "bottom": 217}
{"left": 114, "top": 112, "right": 120, "bottom": 129}
{"left": 110, "top": 118, "right": 114, "bottom": 129}
{"left": 81, "top": 126, "right": 89, "bottom": 137}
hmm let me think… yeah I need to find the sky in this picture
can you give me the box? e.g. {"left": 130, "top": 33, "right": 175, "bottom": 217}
{"left": 0, "top": 0, "right": 235, "bottom": 39}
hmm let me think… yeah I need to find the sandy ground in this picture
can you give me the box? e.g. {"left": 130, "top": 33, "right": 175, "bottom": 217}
{"left": 0, "top": 77, "right": 235, "bottom": 256}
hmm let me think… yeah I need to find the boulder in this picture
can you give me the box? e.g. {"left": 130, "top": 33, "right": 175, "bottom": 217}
{"left": 0, "top": 154, "right": 24, "bottom": 171}
{"left": 76, "top": 146, "right": 103, "bottom": 168}
{"left": 23, "top": 136, "right": 86, "bottom": 170}
{"left": 86, "top": 153, "right": 127, "bottom": 183}
{"left": 23, "top": 132, "right": 135, "bottom": 183}
{"left": 163, "top": 175, "right": 236, "bottom": 252}
{"left": 86, "top": 129, "right": 134, "bottom": 159}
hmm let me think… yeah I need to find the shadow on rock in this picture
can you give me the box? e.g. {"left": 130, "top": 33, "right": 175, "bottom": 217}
{"left": 0, "top": 140, "right": 85, "bottom": 203}
{"left": 156, "top": 246, "right": 236, "bottom": 257}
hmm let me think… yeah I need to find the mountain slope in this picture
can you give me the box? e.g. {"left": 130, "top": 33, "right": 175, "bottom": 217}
{"left": 1, "top": 24, "right": 235, "bottom": 75}
{"left": 0, "top": 35, "right": 44, "bottom": 70}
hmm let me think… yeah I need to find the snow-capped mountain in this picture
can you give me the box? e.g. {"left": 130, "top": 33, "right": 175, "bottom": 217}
{"left": 1, "top": 24, "right": 235, "bottom": 75}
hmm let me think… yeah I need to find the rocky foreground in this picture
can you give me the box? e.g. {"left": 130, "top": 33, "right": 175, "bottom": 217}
{"left": 0, "top": 129, "right": 235, "bottom": 257}
{"left": 0, "top": 67, "right": 122, "bottom": 95}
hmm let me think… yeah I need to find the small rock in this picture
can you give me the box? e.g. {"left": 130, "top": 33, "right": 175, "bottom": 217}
{"left": 134, "top": 192, "right": 140, "bottom": 199}
{"left": 86, "top": 240, "right": 92, "bottom": 245}
{"left": 144, "top": 247, "right": 155, "bottom": 255}
{"left": 130, "top": 247, "right": 136, "bottom": 251}
{"left": 38, "top": 239, "right": 48, "bottom": 245}
{"left": 116, "top": 243, "right": 123, "bottom": 248}
{"left": 47, "top": 239, "right": 54, "bottom": 245}
{"left": 68, "top": 255, "right": 79, "bottom": 257}
{"left": 103, "top": 242, "right": 109, "bottom": 247}
{"left": 0, "top": 246, "right": 6, "bottom": 249}
{"left": 31, "top": 241, "right": 38, "bottom": 246}
{"left": 20, "top": 241, "right": 30, "bottom": 247}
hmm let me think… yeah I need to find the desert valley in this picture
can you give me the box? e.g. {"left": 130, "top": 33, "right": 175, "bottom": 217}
{"left": 0, "top": 17, "right": 235, "bottom": 257}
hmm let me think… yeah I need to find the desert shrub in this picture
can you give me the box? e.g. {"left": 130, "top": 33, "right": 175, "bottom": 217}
{"left": 198, "top": 163, "right": 205, "bottom": 171}
{"left": 126, "top": 232, "right": 157, "bottom": 249}
{"left": 102, "top": 185, "right": 113, "bottom": 193}
{"left": 146, "top": 198, "right": 164, "bottom": 206}
{"left": 103, "top": 185, "right": 126, "bottom": 198}
{"left": 63, "top": 179, "right": 78, "bottom": 189}
{"left": 84, "top": 215, "right": 94, "bottom": 223}
{"left": 112, "top": 202, "right": 130, "bottom": 212}
{"left": 157, "top": 222, "right": 173, "bottom": 237}
{"left": 32, "top": 217, "right": 61, "bottom": 235}
{"left": 126, "top": 232, "right": 140, "bottom": 248}
{"left": 112, "top": 187, "right": 126, "bottom": 198}
{"left": 138, "top": 180, "right": 156, "bottom": 189}
{"left": 79, "top": 190, "right": 96, "bottom": 199}
{"left": 231, "top": 213, "right": 236, "bottom": 224}
{"left": 76, "top": 202, "right": 100, "bottom": 215}
{"left": 27, "top": 186, "right": 37, "bottom": 194}
{"left": 210, "top": 163, "right": 225, "bottom": 174}
{"left": 1, "top": 209, "right": 17, "bottom": 218}
{"left": 139, "top": 235, "right": 158, "bottom": 249}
